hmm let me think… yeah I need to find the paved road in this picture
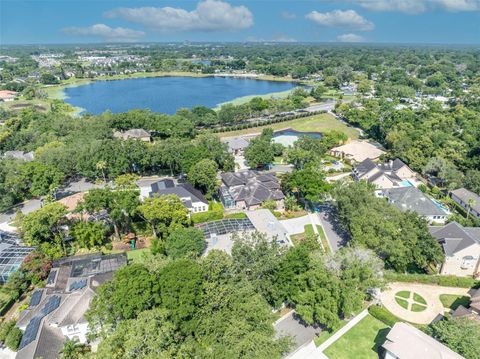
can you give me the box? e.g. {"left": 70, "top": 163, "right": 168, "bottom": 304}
{"left": 315, "top": 205, "right": 350, "bottom": 252}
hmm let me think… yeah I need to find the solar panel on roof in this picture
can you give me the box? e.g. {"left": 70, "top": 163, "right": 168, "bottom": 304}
{"left": 47, "top": 270, "right": 57, "bottom": 285}
{"left": 41, "top": 295, "right": 61, "bottom": 316}
{"left": 69, "top": 279, "right": 87, "bottom": 292}
{"left": 19, "top": 316, "right": 42, "bottom": 349}
{"left": 29, "top": 290, "right": 43, "bottom": 307}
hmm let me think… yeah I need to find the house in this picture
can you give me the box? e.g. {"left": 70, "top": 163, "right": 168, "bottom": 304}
{"left": 219, "top": 170, "right": 285, "bottom": 211}
{"left": 0, "top": 231, "right": 34, "bottom": 284}
{"left": 429, "top": 222, "right": 480, "bottom": 277}
{"left": 329, "top": 140, "right": 386, "bottom": 163}
{"left": 0, "top": 90, "right": 18, "bottom": 102}
{"left": 199, "top": 209, "right": 292, "bottom": 254}
{"left": 382, "top": 322, "right": 464, "bottom": 359}
{"left": 450, "top": 188, "right": 480, "bottom": 219}
{"left": 137, "top": 178, "right": 208, "bottom": 213}
{"left": 3, "top": 150, "right": 34, "bottom": 161}
{"left": 452, "top": 288, "right": 480, "bottom": 321}
{"left": 381, "top": 187, "right": 448, "bottom": 224}
{"left": 113, "top": 128, "right": 151, "bottom": 142}
{"left": 222, "top": 137, "right": 250, "bottom": 155}
{"left": 16, "top": 253, "right": 127, "bottom": 359}
{"left": 353, "top": 158, "right": 416, "bottom": 190}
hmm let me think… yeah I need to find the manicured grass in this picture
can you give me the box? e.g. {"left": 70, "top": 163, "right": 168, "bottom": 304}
{"left": 411, "top": 304, "right": 427, "bottom": 312}
{"left": 316, "top": 225, "right": 331, "bottom": 254}
{"left": 396, "top": 291, "right": 410, "bottom": 299}
{"left": 304, "top": 224, "right": 315, "bottom": 236}
{"left": 323, "top": 314, "right": 390, "bottom": 359}
{"left": 439, "top": 294, "right": 471, "bottom": 310}
{"left": 219, "top": 113, "right": 360, "bottom": 139}
{"left": 395, "top": 297, "right": 409, "bottom": 309}
{"left": 127, "top": 248, "right": 151, "bottom": 263}
{"left": 413, "top": 293, "right": 427, "bottom": 305}
{"left": 224, "top": 212, "right": 247, "bottom": 219}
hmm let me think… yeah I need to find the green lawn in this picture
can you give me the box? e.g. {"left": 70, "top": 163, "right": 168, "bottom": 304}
{"left": 316, "top": 225, "right": 331, "bottom": 254}
{"left": 396, "top": 291, "right": 410, "bottom": 299}
{"left": 219, "top": 113, "right": 360, "bottom": 139}
{"left": 127, "top": 248, "right": 151, "bottom": 263}
{"left": 440, "top": 294, "right": 471, "bottom": 310}
{"left": 411, "top": 304, "right": 427, "bottom": 312}
{"left": 395, "top": 297, "right": 409, "bottom": 309}
{"left": 413, "top": 293, "right": 427, "bottom": 305}
{"left": 323, "top": 314, "right": 390, "bottom": 359}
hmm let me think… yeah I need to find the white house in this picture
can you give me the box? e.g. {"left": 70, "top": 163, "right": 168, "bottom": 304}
{"left": 429, "top": 222, "right": 480, "bottom": 277}
{"left": 353, "top": 158, "right": 417, "bottom": 190}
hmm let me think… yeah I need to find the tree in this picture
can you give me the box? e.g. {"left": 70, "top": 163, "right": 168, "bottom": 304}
{"left": 70, "top": 221, "right": 107, "bottom": 249}
{"left": 188, "top": 158, "right": 218, "bottom": 198}
{"left": 20, "top": 161, "right": 64, "bottom": 197}
{"left": 18, "top": 202, "right": 67, "bottom": 246}
{"left": 427, "top": 317, "right": 480, "bottom": 359}
{"left": 4, "top": 326, "right": 22, "bottom": 351}
{"left": 282, "top": 166, "right": 330, "bottom": 202}
{"left": 138, "top": 195, "right": 189, "bottom": 238}
{"left": 60, "top": 339, "right": 89, "bottom": 359}
{"left": 20, "top": 251, "right": 52, "bottom": 285}
{"left": 86, "top": 264, "right": 159, "bottom": 333}
{"left": 165, "top": 227, "right": 206, "bottom": 259}
{"left": 244, "top": 130, "right": 275, "bottom": 169}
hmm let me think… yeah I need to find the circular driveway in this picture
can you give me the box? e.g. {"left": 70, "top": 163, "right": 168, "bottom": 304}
{"left": 380, "top": 282, "right": 470, "bottom": 324}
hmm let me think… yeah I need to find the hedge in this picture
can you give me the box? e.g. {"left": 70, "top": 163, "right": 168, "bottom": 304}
{"left": 224, "top": 212, "right": 247, "bottom": 219}
{"left": 384, "top": 271, "right": 479, "bottom": 288}
{"left": 191, "top": 202, "right": 224, "bottom": 224}
{"left": 368, "top": 305, "right": 401, "bottom": 327}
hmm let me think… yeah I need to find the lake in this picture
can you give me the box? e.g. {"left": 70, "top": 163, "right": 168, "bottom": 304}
{"left": 63, "top": 76, "right": 296, "bottom": 115}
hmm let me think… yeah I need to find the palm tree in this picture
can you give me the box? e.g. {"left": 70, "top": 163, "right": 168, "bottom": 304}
{"left": 60, "top": 339, "right": 88, "bottom": 359}
{"left": 467, "top": 198, "right": 476, "bottom": 219}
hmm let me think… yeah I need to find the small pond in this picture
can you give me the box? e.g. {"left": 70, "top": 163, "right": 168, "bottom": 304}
{"left": 272, "top": 129, "right": 322, "bottom": 147}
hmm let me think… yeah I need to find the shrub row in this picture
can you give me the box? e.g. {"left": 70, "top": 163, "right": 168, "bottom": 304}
{"left": 191, "top": 209, "right": 224, "bottom": 224}
{"left": 212, "top": 110, "right": 326, "bottom": 133}
{"left": 368, "top": 305, "right": 400, "bottom": 327}
{"left": 384, "top": 271, "right": 479, "bottom": 288}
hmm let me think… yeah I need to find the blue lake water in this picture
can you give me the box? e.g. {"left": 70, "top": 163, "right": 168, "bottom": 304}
{"left": 63, "top": 76, "right": 296, "bottom": 115}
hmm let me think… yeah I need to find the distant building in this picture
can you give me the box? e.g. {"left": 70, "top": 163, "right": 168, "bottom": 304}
{"left": 16, "top": 253, "right": 127, "bottom": 359}
{"left": 381, "top": 186, "right": 448, "bottom": 224}
{"left": 0, "top": 231, "right": 34, "bottom": 284}
{"left": 222, "top": 137, "right": 250, "bottom": 155}
{"left": 0, "top": 90, "right": 18, "bottom": 102}
{"left": 353, "top": 158, "right": 416, "bottom": 190}
{"left": 219, "top": 170, "right": 285, "bottom": 211}
{"left": 382, "top": 322, "right": 464, "bottom": 359}
{"left": 429, "top": 222, "right": 480, "bottom": 277}
{"left": 3, "top": 150, "right": 34, "bottom": 161}
{"left": 450, "top": 188, "right": 480, "bottom": 219}
{"left": 113, "top": 128, "right": 151, "bottom": 142}
{"left": 330, "top": 140, "right": 385, "bottom": 163}
{"left": 137, "top": 178, "right": 208, "bottom": 213}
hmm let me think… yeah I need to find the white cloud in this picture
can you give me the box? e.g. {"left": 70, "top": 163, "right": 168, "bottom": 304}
{"left": 306, "top": 9, "right": 374, "bottom": 31}
{"left": 281, "top": 11, "right": 297, "bottom": 19}
{"left": 336, "top": 33, "right": 365, "bottom": 42}
{"left": 62, "top": 24, "right": 145, "bottom": 42}
{"left": 104, "top": 0, "right": 253, "bottom": 32}
{"left": 348, "top": 0, "right": 479, "bottom": 14}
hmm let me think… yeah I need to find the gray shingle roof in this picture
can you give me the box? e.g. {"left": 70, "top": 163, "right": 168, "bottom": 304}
{"left": 382, "top": 187, "right": 446, "bottom": 216}
{"left": 429, "top": 222, "right": 479, "bottom": 256}
{"left": 451, "top": 188, "right": 480, "bottom": 213}
{"left": 223, "top": 137, "right": 249, "bottom": 151}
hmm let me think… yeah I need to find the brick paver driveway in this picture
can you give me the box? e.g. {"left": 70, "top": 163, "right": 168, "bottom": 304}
{"left": 380, "top": 282, "right": 470, "bottom": 324}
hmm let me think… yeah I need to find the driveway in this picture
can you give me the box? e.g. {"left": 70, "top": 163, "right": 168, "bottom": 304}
{"left": 280, "top": 215, "right": 311, "bottom": 235}
{"left": 315, "top": 205, "right": 349, "bottom": 252}
{"left": 274, "top": 311, "right": 322, "bottom": 355}
{"left": 380, "top": 282, "right": 470, "bottom": 324}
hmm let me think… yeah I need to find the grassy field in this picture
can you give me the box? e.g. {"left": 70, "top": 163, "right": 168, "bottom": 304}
{"left": 127, "top": 248, "right": 151, "bottom": 264}
{"left": 396, "top": 291, "right": 410, "bottom": 299}
{"left": 219, "top": 113, "right": 360, "bottom": 139}
{"left": 440, "top": 294, "right": 471, "bottom": 310}
{"left": 323, "top": 314, "right": 390, "bottom": 359}
{"left": 395, "top": 297, "right": 409, "bottom": 309}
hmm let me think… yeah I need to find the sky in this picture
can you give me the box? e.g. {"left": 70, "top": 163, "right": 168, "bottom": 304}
{"left": 1, "top": 0, "right": 480, "bottom": 45}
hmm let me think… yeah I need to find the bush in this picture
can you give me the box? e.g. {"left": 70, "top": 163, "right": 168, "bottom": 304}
{"left": 0, "top": 320, "right": 15, "bottom": 342}
{"left": 224, "top": 212, "right": 247, "bottom": 219}
{"left": 191, "top": 202, "right": 224, "bottom": 224}
{"left": 384, "top": 271, "right": 479, "bottom": 288}
{"left": 368, "top": 305, "right": 400, "bottom": 327}
{"left": 5, "top": 326, "right": 22, "bottom": 351}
